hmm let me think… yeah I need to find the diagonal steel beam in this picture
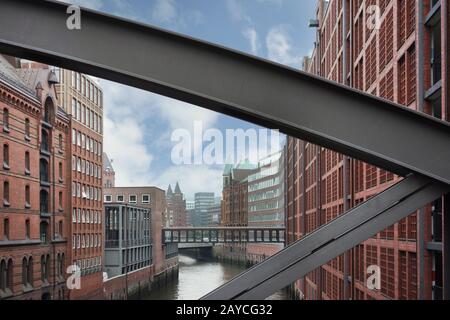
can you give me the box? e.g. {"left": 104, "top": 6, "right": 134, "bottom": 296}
{"left": 201, "top": 175, "right": 450, "bottom": 300}
{"left": 0, "top": 0, "right": 450, "bottom": 184}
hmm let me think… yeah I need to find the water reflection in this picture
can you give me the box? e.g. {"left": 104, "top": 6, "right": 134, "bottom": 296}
{"left": 144, "top": 255, "right": 288, "bottom": 300}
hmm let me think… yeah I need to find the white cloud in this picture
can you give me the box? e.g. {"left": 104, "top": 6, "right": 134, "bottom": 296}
{"left": 242, "top": 27, "right": 260, "bottom": 55}
{"left": 103, "top": 116, "right": 154, "bottom": 187}
{"left": 226, "top": 0, "right": 251, "bottom": 24}
{"left": 266, "top": 25, "right": 301, "bottom": 67}
{"left": 62, "top": 0, "right": 104, "bottom": 10}
{"left": 151, "top": 0, "right": 177, "bottom": 24}
{"left": 152, "top": 165, "right": 224, "bottom": 199}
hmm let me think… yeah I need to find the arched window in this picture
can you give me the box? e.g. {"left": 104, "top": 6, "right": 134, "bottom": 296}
{"left": 3, "top": 144, "right": 9, "bottom": 169}
{"left": 59, "top": 221, "right": 63, "bottom": 238}
{"left": 43, "top": 98, "right": 53, "bottom": 124}
{"left": 40, "top": 158, "right": 49, "bottom": 182}
{"left": 40, "top": 222, "right": 48, "bottom": 243}
{"left": 22, "top": 258, "right": 27, "bottom": 286}
{"left": 0, "top": 260, "right": 6, "bottom": 291}
{"left": 3, "top": 218, "right": 9, "bottom": 240}
{"left": 41, "top": 129, "right": 49, "bottom": 152}
{"left": 3, "top": 181, "right": 9, "bottom": 206}
{"left": 25, "top": 151, "right": 30, "bottom": 174}
{"left": 3, "top": 108, "right": 9, "bottom": 131}
{"left": 25, "top": 118, "right": 30, "bottom": 139}
{"left": 58, "top": 191, "right": 63, "bottom": 210}
{"left": 59, "top": 162, "right": 63, "bottom": 181}
{"left": 40, "top": 190, "right": 49, "bottom": 213}
{"left": 40, "top": 255, "right": 47, "bottom": 282}
{"left": 6, "top": 259, "right": 13, "bottom": 291}
{"left": 27, "top": 257, "right": 33, "bottom": 287}
{"left": 58, "top": 134, "right": 63, "bottom": 150}
{"left": 25, "top": 219, "right": 30, "bottom": 239}
{"left": 25, "top": 185, "right": 31, "bottom": 208}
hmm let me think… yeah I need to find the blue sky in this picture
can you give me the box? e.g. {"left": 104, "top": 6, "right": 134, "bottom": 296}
{"left": 66, "top": 0, "right": 317, "bottom": 199}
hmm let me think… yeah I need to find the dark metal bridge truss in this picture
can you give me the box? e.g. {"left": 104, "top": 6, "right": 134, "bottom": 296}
{"left": 1, "top": 0, "right": 449, "bottom": 300}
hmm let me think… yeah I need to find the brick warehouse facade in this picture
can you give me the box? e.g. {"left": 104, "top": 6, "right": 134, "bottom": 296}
{"left": 0, "top": 56, "right": 70, "bottom": 300}
{"left": 165, "top": 183, "right": 187, "bottom": 227}
{"left": 55, "top": 68, "right": 104, "bottom": 299}
{"left": 286, "top": 0, "right": 449, "bottom": 300}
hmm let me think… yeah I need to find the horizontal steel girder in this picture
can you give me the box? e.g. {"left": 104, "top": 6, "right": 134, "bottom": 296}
{"left": 201, "top": 175, "right": 450, "bottom": 300}
{"left": 0, "top": 0, "right": 450, "bottom": 184}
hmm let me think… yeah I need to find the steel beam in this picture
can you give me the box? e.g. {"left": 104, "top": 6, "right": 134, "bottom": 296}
{"left": 0, "top": 0, "right": 450, "bottom": 184}
{"left": 201, "top": 175, "right": 450, "bottom": 300}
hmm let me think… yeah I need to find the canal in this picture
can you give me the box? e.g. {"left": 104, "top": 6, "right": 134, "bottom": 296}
{"left": 143, "top": 254, "right": 289, "bottom": 300}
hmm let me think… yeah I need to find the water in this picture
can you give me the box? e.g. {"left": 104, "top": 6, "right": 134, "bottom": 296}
{"left": 143, "top": 254, "right": 289, "bottom": 300}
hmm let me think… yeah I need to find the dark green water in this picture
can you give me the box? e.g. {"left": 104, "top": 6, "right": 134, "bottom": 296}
{"left": 143, "top": 254, "right": 289, "bottom": 300}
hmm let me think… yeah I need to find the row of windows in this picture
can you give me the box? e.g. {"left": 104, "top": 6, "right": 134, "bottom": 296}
{"left": 2, "top": 108, "right": 31, "bottom": 139}
{"left": 248, "top": 188, "right": 281, "bottom": 203}
{"left": 72, "top": 182, "right": 102, "bottom": 202}
{"left": 72, "top": 233, "right": 102, "bottom": 249}
{"left": 73, "top": 256, "right": 102, "bottom": 271}
{"left": 248, "top": 177, "right": 280, "bottom": 192}
{"left": 72, "top": 156, "right": 101, "bottom": 178}
{"left": 72, "top": 128, "right": 102, "bottom": 155}
{"left": 72, "top": 208, "right": 102, "bottom": 225}
{"left": 0, "top": 252, "right": 66, "bottom": 294}
{"left": 71, "top": 71, "right": 103, "bottom": 108}
{"left": 3, "top": 145, "right": 65, "bottom": 183}
{"left": 71, "top": 98, "right": 103, "bottom": 134}
{"left": 104, "top": 194, "right": 151, "bottom": 204}
{"left": 249, "top": 201, "right": 281, "bottom": 213}
{"left": 248, "top": 212, "right": 284, "bottom": 223}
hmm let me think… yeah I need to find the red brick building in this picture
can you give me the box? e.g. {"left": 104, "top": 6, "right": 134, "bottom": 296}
{"left": 220, "top": 163, "right": 255, "bottom": 263}
{"left": 165, "top": 182, "right": 187, "bottom": 227}
{"left": 55, "top": 68, "right": 104, "bottom": 299}
{"left": 286, "top": 0, "right": 448, "bottom": 300}
{"left": 0, "top": 55, "right": 70, "bottom": 300}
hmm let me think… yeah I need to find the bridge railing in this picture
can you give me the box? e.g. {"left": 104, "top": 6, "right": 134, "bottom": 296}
{"left": 162, "top": 227, "right": 285, "bottom": 244}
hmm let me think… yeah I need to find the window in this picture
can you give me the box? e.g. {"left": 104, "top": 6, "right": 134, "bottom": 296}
{"left": 25, "top": 118, "right": 30, "bottom": 139}
{"left": 142, "top": 194, "right": 150, "bottom": 204}
{"left": 25, "top": 151, "right": 30, "bottom": 174}
{"left": 40, "top": 190, "right": 49, "bottom": 213}
{"left": 59, "top": 221, "right": 63, "bottom": 237}
{"left": 117, "top": 195, "right": 124, "bottom": 202}
{"left": 40, "top": 222, "right": 48, "bottom": 243}
{"left": 3, "top": 144, "right": 9, "bottom": 169}
{"left": 3, "top": 218, "right": 9, "bottom": 240}
{"left": 58, "top": 134, "right": 63, "bottom": 151}
{"left": 3, "top": 108, "right": 9, "bottom": 132}
{"left": 3, "top": 181, "right": 9, "bottom": 206}
{"left": 25, "top": 185, "right": 30, "bottom": 208}
{"left": 40, "top": 158, "right": 49, "bottom": 182}
{"left": 41, "top": 129, "right": 49, "bottom": 152}
{"left": 59, "top": 162, "right": 63, "bottom": 181}
{"left": 25, "top": 219, "right": 30, "bottom": 239}
{"left": 43, "top": 98, "right": 52, "bottom": 124}
{"left": 72, "top": 128, "right": 76, "bottom": 145}
{"left": 129, "top": 195, "right": 137, "bottom": 203}
{"left": 59, "top": 191, "right": 63, "bottom": 210}
{"left": 431, "top": 21, "right": 441, "bottom": 85}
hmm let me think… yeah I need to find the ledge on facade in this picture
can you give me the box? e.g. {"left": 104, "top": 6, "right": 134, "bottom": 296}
{"left": 40, "top": 180, "right": 51, "bottom": 187}
{"left": 0, "top": 239, "right": 41, "bottom": 247}
{"left": 3, "top": 126, "right": 10, "bottom": 133}
{"left": 24, "top": 135, "right": 31, "bottom": 142}
{"left": 427, "top": 241, "right": 443, "bottom": 252}
{"left": 425, "top": 80, "right": 442, "bottom": 101}
{"left": 40, "top": 149, "right": 51, "bottom": 157}
{"left": 425, "top": 1, "right": 441, "bottom": 27}
{"left": 41, "top": 121, "right": 52, "bottom": 129}
{"left": 0, "top": 288, "right": 13, "bottom": 299}
{"left": 40, "top": 211, "right": 52, "bottom": 218}
{"left": 22, "top": 284, "right": 34, "bottom": 293}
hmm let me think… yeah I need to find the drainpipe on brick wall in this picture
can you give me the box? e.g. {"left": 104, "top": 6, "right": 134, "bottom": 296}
{"left": 417, "top": 0, "right": 426, "bottom": 301}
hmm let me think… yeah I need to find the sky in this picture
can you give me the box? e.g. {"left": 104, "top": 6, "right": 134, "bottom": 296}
{"left": 65, "top": 0, "right": 317, "bottom": 200}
